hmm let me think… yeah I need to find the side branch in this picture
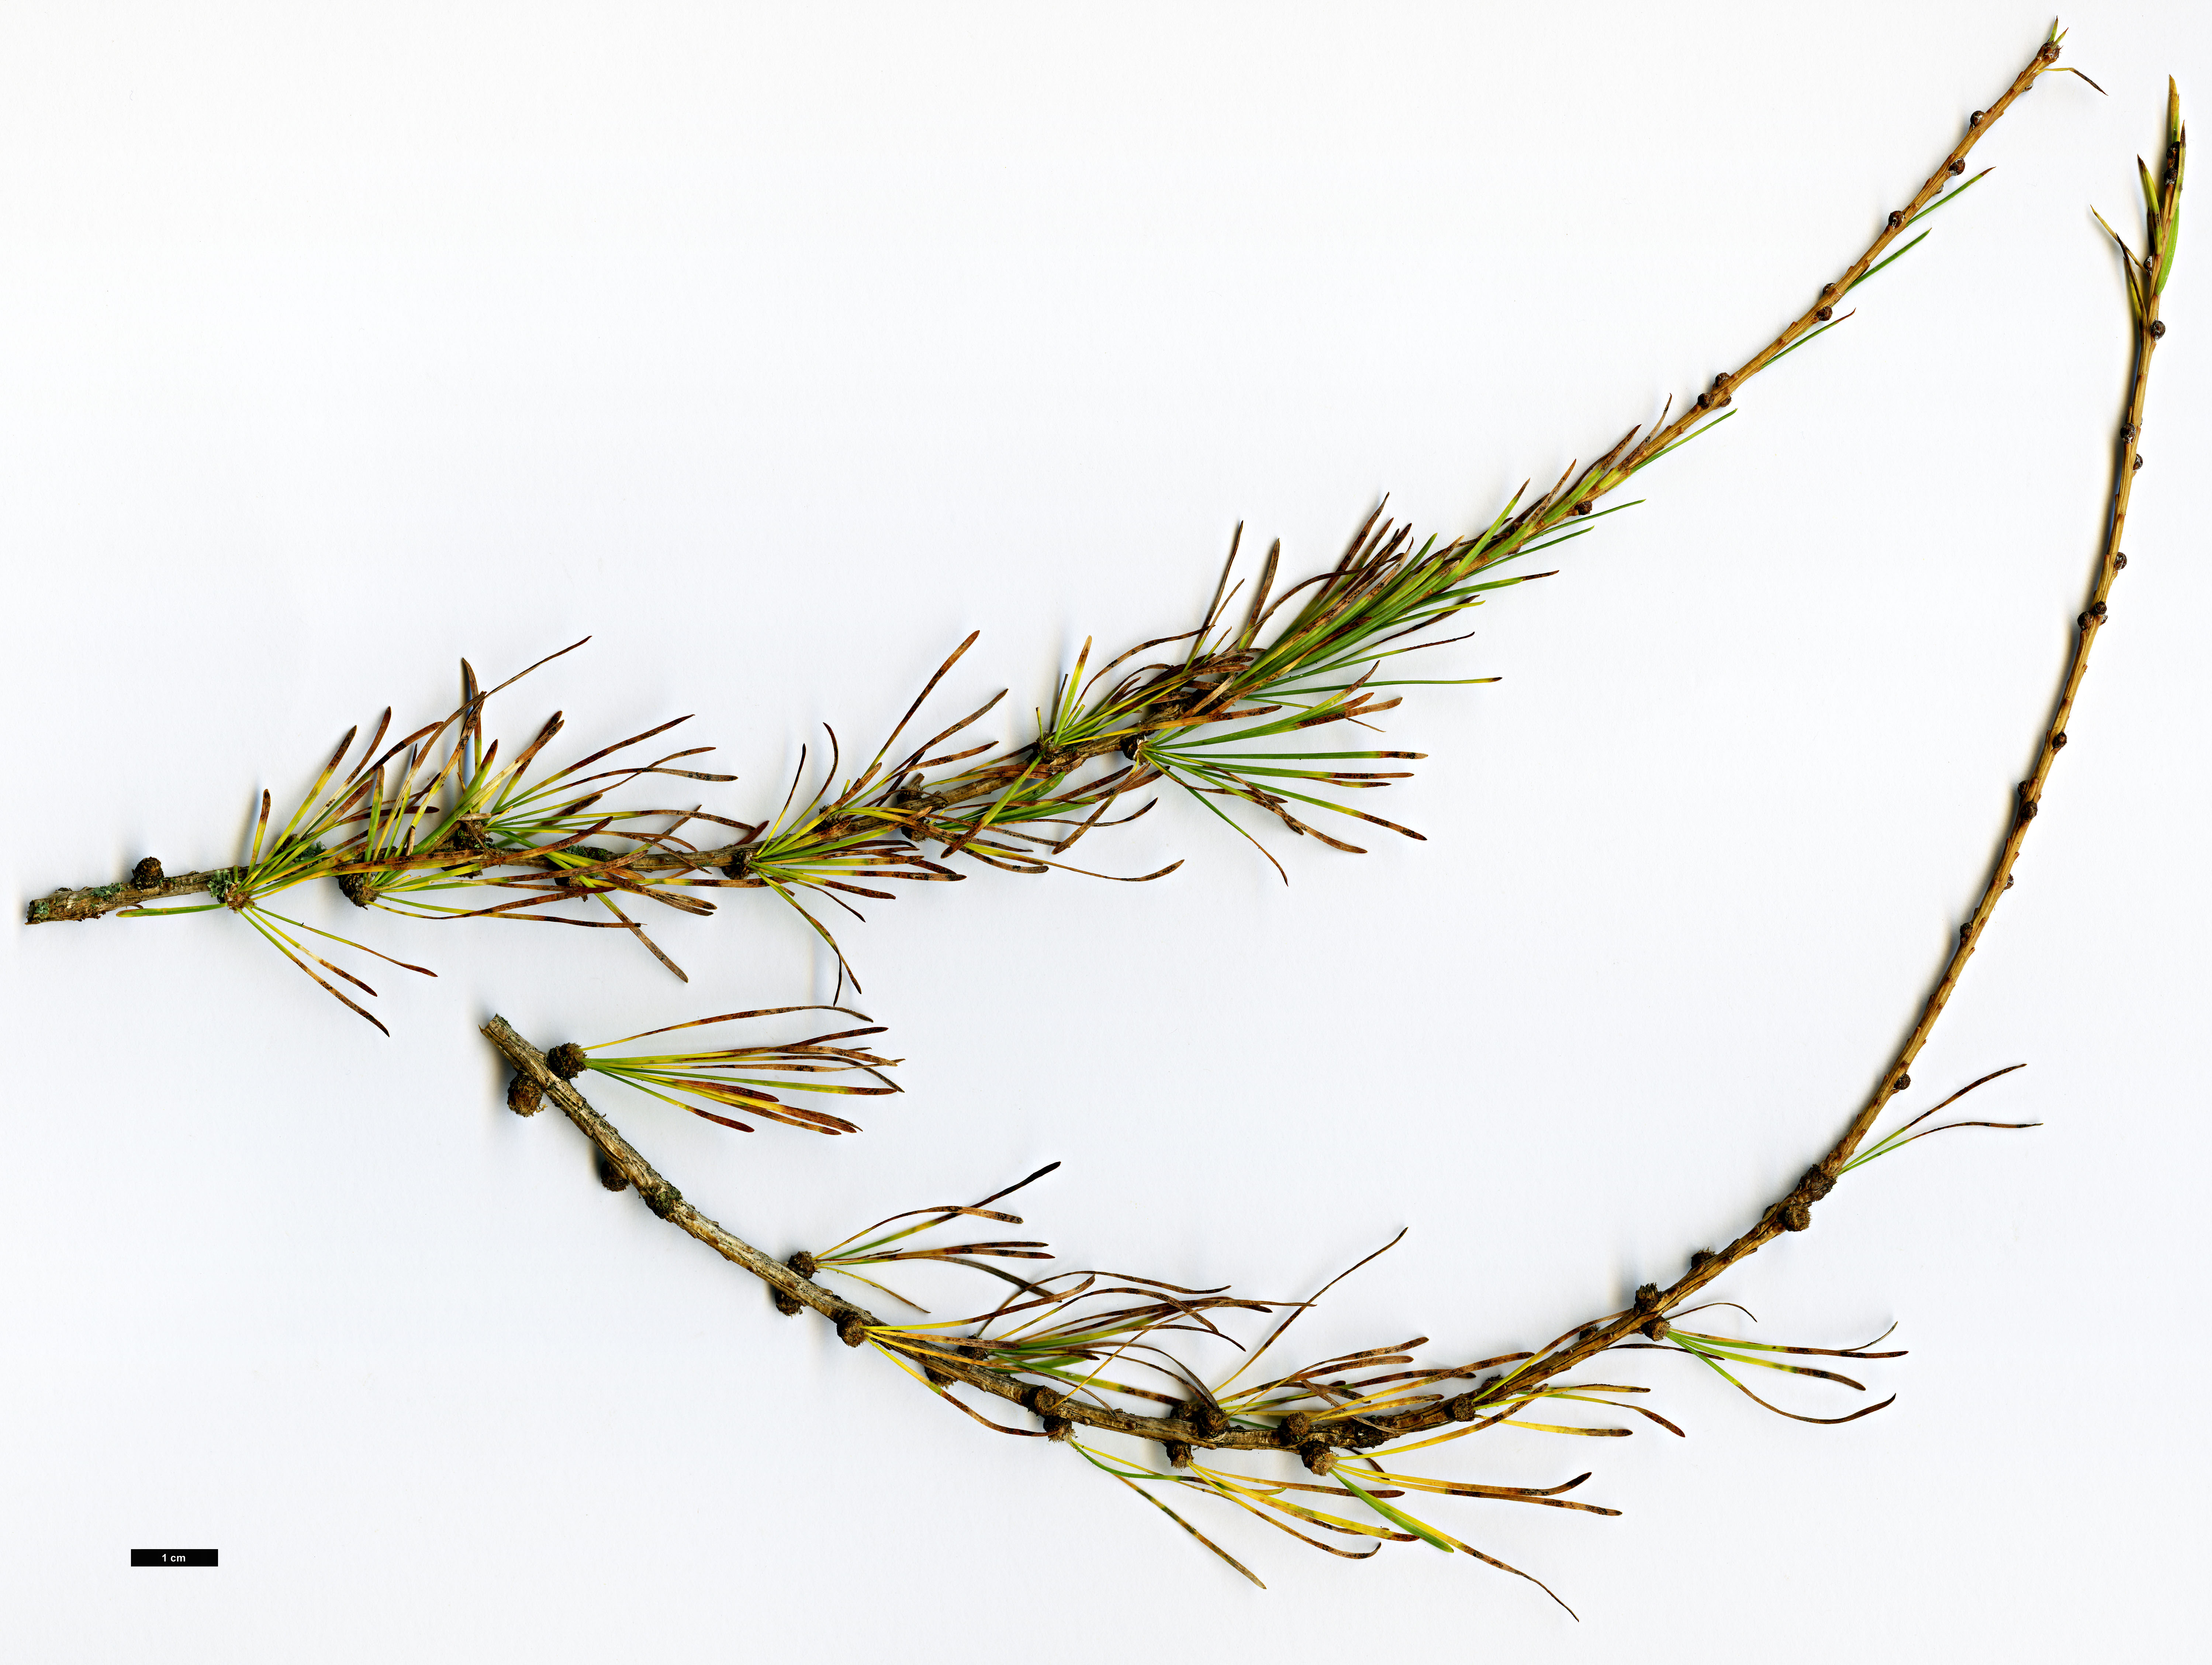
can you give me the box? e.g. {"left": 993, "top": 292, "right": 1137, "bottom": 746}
{"left": 1611, "top": 38, "right": 2070, "bottom": 477}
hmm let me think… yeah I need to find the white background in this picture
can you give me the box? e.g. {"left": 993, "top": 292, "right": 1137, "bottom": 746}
{"left": 3, "top": 4, "right": 2205, "bottom": 1659}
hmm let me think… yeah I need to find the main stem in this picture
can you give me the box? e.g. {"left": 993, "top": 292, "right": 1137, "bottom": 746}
{"left": 482, "top": 1016, "right": 1291, "bottom": 1452}
{"left": 29, "top": 38, "right": 2068, "bottom": 930}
